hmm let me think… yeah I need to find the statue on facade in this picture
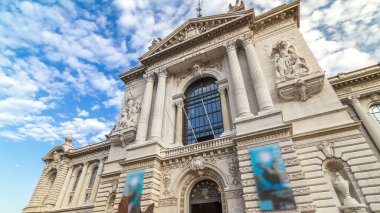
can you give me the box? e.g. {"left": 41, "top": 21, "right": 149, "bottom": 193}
{"left": 272, "top": 40, "right": 309, "bottom": 82}
{"left": 118, "top": 97, "right": 141, "bottom": 129}
{"left": 334, "top": 172, "right": 367, "bottom": 213}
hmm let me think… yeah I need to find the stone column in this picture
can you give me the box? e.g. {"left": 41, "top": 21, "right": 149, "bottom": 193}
{"left": 348, "top": 95, "right": 380, "bottom": 151}
{"left": 55, "top": 165, "right": 73, "bottom": 208}
{"left": 174, "top": 97, "right": 184, "bottom": 145}
{"left": 44, "top": 159, "right": 70, "bottom": 208}
{"left": 150, "top": 68, "right": 168, "bottom": 141}
{"left": 72, "top": 162, "right": 89, "bottom": 205}
{"left": 218, "top": 86, "right": 232, "bottom": 133}
{"left": 135, "top": 73, "right": 155, "bottom": 143}
{"left": 225, "top": 40, "right": 253, "bottom": 118}
{"left": 242, "top": 34, "right": 273, "bottom": 111}
{"left": 89, "top": 157, "right": 106, "bottom": 202}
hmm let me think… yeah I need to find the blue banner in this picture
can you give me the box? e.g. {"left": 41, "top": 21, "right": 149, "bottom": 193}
{"left": 249, "top": 144, "right": 296, "bottom": 211}
{"left": 122, "top": 170, "right": 145, "bottom": 213}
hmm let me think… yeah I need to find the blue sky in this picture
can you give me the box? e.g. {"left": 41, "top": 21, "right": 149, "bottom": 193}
{"left": 0, "top": 0, "right": 379, "bottom": 212}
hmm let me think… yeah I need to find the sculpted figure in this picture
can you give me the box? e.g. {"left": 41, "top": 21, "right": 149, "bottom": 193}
{"left": 118, "top": 97, "right": 141, "bottom": 129}
{"left": 272, "top": 40, "right": 309, "bottom": 82}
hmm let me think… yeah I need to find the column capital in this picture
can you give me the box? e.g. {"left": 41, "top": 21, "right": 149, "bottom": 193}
{"left": 224, "top": 40, "right": 237, "bottom": 52}
{"left": 100, "top": 157, "right": 107, "bottom": 163}
{"left": 218, "top": 85, "right": 228, "bottom": 95}
{"left": 143, "top": 72, "right": 155, "bottom": 82}
{"left": 156, "top": 67, "right": 168, "bottom": 78}
{"left": 347, "top": 94, "right": 360, "bottom": 104}
{"left": 172, "top": 93, "right": 185, "bottom": 108}
{"left": 241, "top": 33, "right": 253, "bottom": 46}
{"left": 174, "top": 99, "right": 184, "bottom": 108}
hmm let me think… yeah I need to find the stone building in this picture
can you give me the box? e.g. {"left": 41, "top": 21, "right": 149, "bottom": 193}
{"left": 24, "top": 1, "right": 380, "bottom": 213}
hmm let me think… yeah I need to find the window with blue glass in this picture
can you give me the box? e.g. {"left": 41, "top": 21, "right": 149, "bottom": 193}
{"left": 183, "top": 78, "right": 224, "bottom": 145}
{"left": 370, "top": 104, "right": 380, "bottom": 125}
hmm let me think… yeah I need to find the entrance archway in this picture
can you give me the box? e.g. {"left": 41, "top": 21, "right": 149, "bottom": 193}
{"left": 189, "top": 180, "right": 222, "bottom": 213}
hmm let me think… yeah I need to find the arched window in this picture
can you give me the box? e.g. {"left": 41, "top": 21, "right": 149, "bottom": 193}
{"left": 43, "top": 169, "right": 57, "bottom": 204}
{"left": 183, "top": 78, "right": 224, "bottom": 145}
{"left": 88, "top": 166, "right": 98, "bottom": 189}
{"left": 370, "top": 104, "right": 380, "bottom": 125}
{"left": 72, "top": 169, "right": 82, "bottom": 191}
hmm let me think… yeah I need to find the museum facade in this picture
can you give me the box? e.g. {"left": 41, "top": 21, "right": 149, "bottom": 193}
{"left": 24, "top": 1, "right": 380, "bottom": 213}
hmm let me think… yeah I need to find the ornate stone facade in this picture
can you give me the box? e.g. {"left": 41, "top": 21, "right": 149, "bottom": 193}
{"left": 25, "top": 1, "right": 380, "bottom": 213}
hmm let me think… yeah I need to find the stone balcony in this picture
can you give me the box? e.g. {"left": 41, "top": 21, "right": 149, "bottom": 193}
{"left": 161, "top": 136, "right": 234, "bottom": 159}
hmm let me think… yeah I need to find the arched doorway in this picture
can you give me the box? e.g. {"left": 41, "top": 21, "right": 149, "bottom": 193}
{"left": 189, "top": 180, "right": 222, "bottom": 213}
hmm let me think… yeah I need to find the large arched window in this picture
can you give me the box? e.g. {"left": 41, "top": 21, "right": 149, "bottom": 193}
{"left": 72, "top": 169, "right": 82, "bottom": 191}
{"left": 88, "top": 166, "right": 98, "bottom": 189}
{"left": 370, "top": 104, "right": 380, "bottom": 125}
{"left": 183, "top": 78, "right": 224, "bottom": 145}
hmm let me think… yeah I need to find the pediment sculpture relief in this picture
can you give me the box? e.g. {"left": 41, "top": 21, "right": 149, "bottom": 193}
{"left": 272, "top": 40, "right": 324, "bottom": 102}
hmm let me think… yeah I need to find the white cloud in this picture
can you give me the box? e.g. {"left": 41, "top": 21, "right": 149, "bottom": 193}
{"left": 91, "top": 105, "right": 101, "bottom": 111}
{"left": 76, "top": 108, "right": 89, "bottom": 117}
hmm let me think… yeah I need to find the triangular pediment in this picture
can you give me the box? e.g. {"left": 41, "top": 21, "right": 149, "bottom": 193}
{"left": 140, "top": 10, "right": 253, "bottom": 62}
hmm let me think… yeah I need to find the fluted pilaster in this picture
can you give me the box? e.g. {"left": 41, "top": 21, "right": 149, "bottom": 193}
{"left": 218, "top": 86, "right": 231, "bottom": 133}
{"left": 135, "top": 72, "right": 155, "bottom": 142}
{"left": 242, "top": 34, "right": 273, "bottom": 111}
{"left": 150, "top": 68, "right": 168, "bottom": 141}
{"left": 55, "top": 165, "right": 73, "bottom": 208}
{"left": 225, "top": 40, "right": 253, "bottom": 118}
{"left": 173, "top": 96, "right": 185, "bottom": 145}
{"left": 72, "top": 162, "right": 89, "bottom": 205}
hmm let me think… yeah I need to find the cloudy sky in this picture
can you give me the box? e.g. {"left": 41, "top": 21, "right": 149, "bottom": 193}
{"left": 0, "top": 0, "right": 379, "bottom": 212}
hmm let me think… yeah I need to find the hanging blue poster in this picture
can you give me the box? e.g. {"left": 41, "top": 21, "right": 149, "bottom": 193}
{"left": 120, "top": 170, "right": 145, "bottom": 213}
{"left": 249, "top": 144, "right": 296, "bottom": 211}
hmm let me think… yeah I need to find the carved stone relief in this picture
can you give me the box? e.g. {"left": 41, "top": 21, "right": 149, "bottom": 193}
{"left": 162, "top": 172, "right": 171, "bottom": 196}
{"left": 318, "top": 142, "right": 334, "bottom": 158}
{"left": 118, "top": 96, "right": 141, "bottom": 130}
{"left": 271, "top": 40, "right": 324, "bottom": 102}
{"left": 272, "top": 40, "right": 310, "bottom": 82}
{"left": 228, "top": 159, "right": 240, "bottom": 186}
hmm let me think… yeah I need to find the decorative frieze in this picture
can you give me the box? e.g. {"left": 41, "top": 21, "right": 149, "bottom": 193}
{"left": 281, "top": 145, "right": 296, "bottom": 154}
{"left": 236, "top": 130, "right": 291, "bottom": 147}
{"left": 158, "top": 197, "right": 177, "bottom": 207}
{"left": 238, "top": 154, "right": 250, "bottom": 161}
{"left": 292, "top": 187, "right": 311, "bottom": 196}
{"left": 239, "top": 166, "right": 252, "bottom": 174}
{"left": 288, "top": 172, "right": 305, "bottom": 180}
{"left": 243, "top": 193, "right": 259, "bottom": 201}
{"left": 284, "top": 159, "right": 300, "bottom": 167}
{"left": 225, "top": 190, "right": 244, "bottom": 199}
{"left": 241, "top": 179, "right": 256, "bottom": 187}
{"left": 296, "top": 203, "right": 317, "bottom": 212}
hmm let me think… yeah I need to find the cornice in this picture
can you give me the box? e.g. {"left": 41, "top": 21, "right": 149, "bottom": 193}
{"left": 100, "top": 171, "right": 121, "bottom": 178}
{"left": 140, "top": 13, "right": 253, "bottom": 66}
{"left": 251, "top": 1, "right": 300, "bottom": 33}
{"left": 68, "top": 140, "right": 111, "bottom": 158}
{"left": 140, "top": 10, "right": 253, "bottom": 61}
{"left": 328, "top": 63, "right": 380, "bottom": 87}
{"left": 119, "top": 65, "right": 145, "bottom": 84}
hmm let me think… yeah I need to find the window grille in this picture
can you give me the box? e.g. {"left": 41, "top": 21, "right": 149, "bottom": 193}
{"left": 183, "top": 78, "right": 224, "bottom": 145}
